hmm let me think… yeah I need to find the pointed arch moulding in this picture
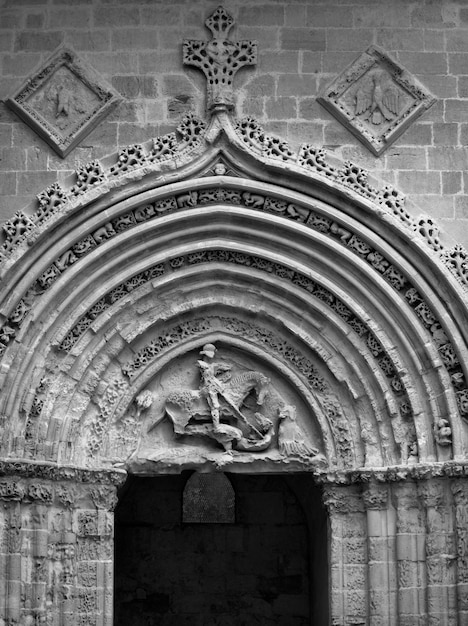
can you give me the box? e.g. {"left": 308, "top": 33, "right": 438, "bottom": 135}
{"left": 0, "top": 112, "right": 467, "bottom": 483}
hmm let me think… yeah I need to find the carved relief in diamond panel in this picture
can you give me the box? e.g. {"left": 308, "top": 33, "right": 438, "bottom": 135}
{"left": 318, "top": 46, "right": 435, "bottom": 156}
{"left": 6, "top": 46, "right": 122, "bottom": 158}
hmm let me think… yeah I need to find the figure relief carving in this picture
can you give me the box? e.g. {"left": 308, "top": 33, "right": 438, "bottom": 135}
{"left": 277, "top": 405, "right": 319, "bottom": 459}
{"left": 134, "top": 342, "right": 325, "bottom": 470}
{"left": 433, "top": 418, "right": 452, "bottom": 447}
{"left": 151, "top": 343, "right": 273, "bottom": 453}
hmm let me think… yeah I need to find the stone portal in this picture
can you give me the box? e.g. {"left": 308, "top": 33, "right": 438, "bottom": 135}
{"left": 114, "top": 473, "right": 328, "bottom": 626}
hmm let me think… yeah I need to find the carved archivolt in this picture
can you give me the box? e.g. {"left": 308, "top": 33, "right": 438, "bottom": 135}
{"left": 0, "top": 111, "right": 467, "bottom": 477}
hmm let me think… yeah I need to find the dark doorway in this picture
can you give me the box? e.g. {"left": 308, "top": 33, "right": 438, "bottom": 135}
{"left": 114, "top": 473, "right": 328, "bottom": 625}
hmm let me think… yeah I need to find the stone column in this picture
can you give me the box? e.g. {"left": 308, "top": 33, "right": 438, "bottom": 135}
{"left": 451, "top": 478, "right": 468, "bottom": 625}
{"left": 393, "top": 481, "right": 427, "bottom": 626}
{"left": 323, "top": 484, "right": 368, "bottom": 626}
{"left": 362, "top": 482, "right": 397, "bottom": 626}
{"left": 2, "top": 483, "right": 25, "bottom": 625}
{"left": 73, "top": 485, "right": 117, "bottom": 626}
{"left": 418, "top": 479, "right": 457, "bottom": 626}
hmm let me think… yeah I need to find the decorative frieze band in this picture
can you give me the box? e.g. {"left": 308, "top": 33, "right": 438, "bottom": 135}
{"left": 0, "top": 460, "right": 125, "bottom": 486}
{"left": 316, "top": 461, "right": 468, "bottom": 485}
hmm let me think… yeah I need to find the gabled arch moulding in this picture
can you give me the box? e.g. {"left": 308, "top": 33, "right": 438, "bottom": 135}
{"left": 0, "top": 111, "right": 467, "bottom": 483}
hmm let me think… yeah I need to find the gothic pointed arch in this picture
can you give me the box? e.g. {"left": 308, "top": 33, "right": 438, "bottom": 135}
{"left": 1, "top": 112, "right": 467, "bottom": 479}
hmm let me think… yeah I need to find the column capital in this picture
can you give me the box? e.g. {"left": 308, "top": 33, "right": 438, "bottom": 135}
{"left": 322, "top": 484, "right": 364, "bottom": 514}
{"left": 362, "top": 481, "right": 389, "bottom": 509}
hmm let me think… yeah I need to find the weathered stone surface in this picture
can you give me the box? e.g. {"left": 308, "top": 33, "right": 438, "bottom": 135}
{"left": 6, "top": 46, "right": 122, "bottom": 158}
{"left": 318, "top": 45, "right": 435, "bottom": 155}
{"left": 1, "top": 3, "right": 468, "bottom": 625}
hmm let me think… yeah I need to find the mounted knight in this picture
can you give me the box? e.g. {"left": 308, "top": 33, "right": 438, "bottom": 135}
{"left": 151, "top": 344, "right": 274, "bottom": 452}
{"left": 196, "top": 343, "right": 233, "bottom": 430}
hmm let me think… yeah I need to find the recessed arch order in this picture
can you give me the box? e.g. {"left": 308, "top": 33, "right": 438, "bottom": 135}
{"left": 1, "top": 112, "right": 468, "bottom": 478}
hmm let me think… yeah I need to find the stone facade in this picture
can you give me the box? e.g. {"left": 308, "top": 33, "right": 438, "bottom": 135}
{"left": 1, "top": 1, "right": 468, "bottom": 625}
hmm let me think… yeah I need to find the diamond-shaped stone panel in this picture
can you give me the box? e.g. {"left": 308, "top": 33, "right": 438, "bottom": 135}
{"left": 6, "top": 46, "right": 122, "bottom": 158}
{"left": 318, "top": 45, "right": 435, "bottom": 156}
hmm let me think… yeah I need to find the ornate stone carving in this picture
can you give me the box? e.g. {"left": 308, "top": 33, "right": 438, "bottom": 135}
{"left": 134, "top": 390, "right": 154, "bottom": 420}
{"left": 71, "top": 160, "right": 106, "bottom": 196}
{"left": 183, "top": 6, "right": 257, "bottom": 112}
{"left": 66, "top": 246, "right": 401, "bottom": 392}
{"left": 109, "top": 144, "right": 147, "bottom": 176}
{"left": 5, "top": 46, "right": 121, "bottom": 158}
{"left": 16, "top": 199, "right": 466, "bottom": 426}
{"left": 35, "top": 183, "right": 68, "bottom": 226}
{"left": 0, "top": 461, "right": 125, "bottom": 486}
{"left": 433, "top": 418, "right": 452, "bottom": 447}
{"left": 414, "top": 217, "right": 443, "bottom": 253}
{"left": 0, "top": 211, "right": 35, "bottom": 258}
{"left": 0, "top": 111, "right": 466, "bottom": 309}
{"left": 362, "top": 481, "right": 388, "bottom": 509}
{"left": 318, "top": 45, "right": 435, "bottom": 155}
{"left": 150, "top": 343, "right": 275, "bottom": 453}
{"left": 451, "top": 480, "right": 468, "bottom": 582}
{"left": 88, "top": 377, "right": 129, "bottom": 456}
{"left": 277, "top": 405, "right": 320, "bottom": 459}
{"left": 235, "top": 117, "right": 295, "bottom": 161}
{"left": 322, "top": 484, "right": 364, "bottom": 515}
{"left": 442, "top": 244, "right": 468, "bottom": 289}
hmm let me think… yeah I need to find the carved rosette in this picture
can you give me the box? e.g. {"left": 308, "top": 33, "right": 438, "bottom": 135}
{"left": 6, "top": 46, "right": 122, "bottom": 157}
{"left": 318, "top": 45, "right": 435, "bottom": 156}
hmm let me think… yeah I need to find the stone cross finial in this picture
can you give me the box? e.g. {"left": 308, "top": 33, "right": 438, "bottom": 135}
{"left": 183, "top": 6, "right": 257, "bottom": 113}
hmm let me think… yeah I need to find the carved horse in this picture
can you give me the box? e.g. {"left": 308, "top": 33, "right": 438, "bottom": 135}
{"left": 157, "top": 371, "right": 270, "bottom": 436}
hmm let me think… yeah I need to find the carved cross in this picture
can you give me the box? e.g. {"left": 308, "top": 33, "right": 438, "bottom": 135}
{"left": 183, "top": 6, "right": 257, "bottom": 113}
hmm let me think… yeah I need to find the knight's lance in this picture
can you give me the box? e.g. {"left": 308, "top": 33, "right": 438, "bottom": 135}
{"left": 218, "top": 389, "right": 262, "bottom": 439}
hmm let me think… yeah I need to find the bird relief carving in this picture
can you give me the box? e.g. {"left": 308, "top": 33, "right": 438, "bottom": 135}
{"left": 318, "top": 46, "right": 435, "bottom": 156}
{"left": 354, "top": 69, "right": 400, "bottom": 126}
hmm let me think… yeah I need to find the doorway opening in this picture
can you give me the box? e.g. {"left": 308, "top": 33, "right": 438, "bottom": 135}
{"left": 114, "top": 473, "right": 328, "bottom": 625}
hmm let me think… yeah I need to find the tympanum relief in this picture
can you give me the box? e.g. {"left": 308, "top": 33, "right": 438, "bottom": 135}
{"left": 125, "top": 343, "right": 325, "bottom": 472}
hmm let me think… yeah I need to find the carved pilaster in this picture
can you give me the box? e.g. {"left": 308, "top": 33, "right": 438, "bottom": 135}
{"left": 393, "top": 482, "right": 427, "bottom": 626}
{"left": 0, "top": 468, "right": 123, "bottom": 626}
{"left": 362, "top": 482, "right": 397, "bottom": 626}
{"left": 323, "top": 484, "right": 368, "bottom": 626}
{"left": 418, "top": 479, "right": 457, "bottom": 626}
{"left": 450, "top": 478, "right": 468, "bottom": 622}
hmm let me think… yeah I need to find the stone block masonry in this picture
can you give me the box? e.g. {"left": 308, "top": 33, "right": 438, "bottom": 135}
{"left": 0, "top": 0, "right": 467, "bottom": 244}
